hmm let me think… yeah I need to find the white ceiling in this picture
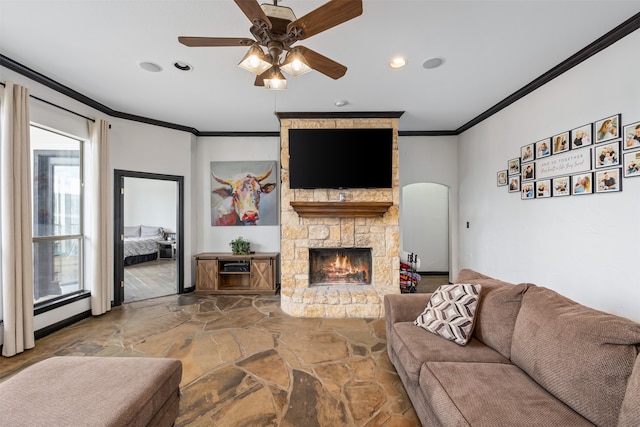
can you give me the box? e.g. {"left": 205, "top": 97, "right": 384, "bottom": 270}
{"left": 1, "top": 0, "right": 640, "bottom": 133}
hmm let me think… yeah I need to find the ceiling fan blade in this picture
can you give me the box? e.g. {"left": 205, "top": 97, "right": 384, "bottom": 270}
{"left": 287, "top": 0, "right": 362, "bottom": 40}
{"left": 296, "top": 46, "right": 347, "bottom": 79}
{"left": 234, "top": 0, "right": 272, "bottom": 29}
{"left": 178, "top": 37, "right": 255, "bottom": 47}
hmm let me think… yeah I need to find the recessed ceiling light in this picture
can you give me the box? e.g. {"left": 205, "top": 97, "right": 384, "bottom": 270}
{"left": 389, "top": 57, "right": 407, "bottom": 69}
{"left": 422, "top": 57, "right": 444, "bottom": 69}
{"left": 174, "top": 61, "right": 193, "bottom": 71}
{"left": 334, "top": 100, "right": 349, "bottom": 107}
{"left": 139, "top": 61, "right": 162, "bottom": 72}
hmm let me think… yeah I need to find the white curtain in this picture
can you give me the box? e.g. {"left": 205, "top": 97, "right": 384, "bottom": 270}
{"left": 1, "top": 82, "right": 35, "bottom": 357}
{"left": 88, "top": 119, "right": 112, "bottom": 315}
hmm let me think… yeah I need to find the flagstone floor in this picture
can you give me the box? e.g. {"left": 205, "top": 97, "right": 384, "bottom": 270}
{"left": 0, "top": 293, "right": 421, "bottom": 426}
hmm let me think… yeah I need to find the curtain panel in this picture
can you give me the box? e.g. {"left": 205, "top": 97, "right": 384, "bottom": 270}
{"left": 88, "top": 119, "right": 112, "bottom": 315}
{"left": 1, "top": 82, "right": 35, "bottom": 357}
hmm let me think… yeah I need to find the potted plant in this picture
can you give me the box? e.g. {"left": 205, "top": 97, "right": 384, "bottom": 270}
{"left": 230, "top": 236, "right": 250, "bottom": 255}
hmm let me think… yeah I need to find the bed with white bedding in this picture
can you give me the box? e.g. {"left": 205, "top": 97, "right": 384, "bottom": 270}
{"left": 123, "top": 225, "right": 164, "bottom": 266}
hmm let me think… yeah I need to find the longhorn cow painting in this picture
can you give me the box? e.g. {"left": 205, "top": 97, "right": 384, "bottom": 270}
{"left": 210, "top": 161, "right": 278, "bottom": 226}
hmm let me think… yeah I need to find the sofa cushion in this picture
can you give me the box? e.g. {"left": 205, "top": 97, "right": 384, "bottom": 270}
{"left": 618, "top": 354, "right": 640, "bottom": 426}
{"left": 455, "top": 269, "right": 531, "bottom": 358}
{"left": 388, "top": 322, "right": 509, "bottom": 381}
{"left": 511, "top": 286, "right": 640, "bottom": 427}
{"left": 419, "top": 361, "right": 594, "bottom": 426}
{"left": 414, "top": 283, "right": 481, "bottom": 345}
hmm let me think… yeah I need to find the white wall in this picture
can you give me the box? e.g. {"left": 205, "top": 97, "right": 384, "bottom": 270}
{"left": 110, "top": 119, "right": 195, "bottom": 287}
{"left": 399, "top": 136, "right": 458, "bottom": 281}
{"left": 124, "top": 177, "right": 177, "bottom": 232}
{"left": 458, "top": 29, "right": 640, "bottom": 322}
{"left": 195, "top": 136, "right": 281, "bottom": 254}
{"left": 402, "top": 183, "right": 449, "bottom": 272}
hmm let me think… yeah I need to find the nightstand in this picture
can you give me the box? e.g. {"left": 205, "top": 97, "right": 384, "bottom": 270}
{"left": 157, "top": 240, "right": 176, "bottom": 260}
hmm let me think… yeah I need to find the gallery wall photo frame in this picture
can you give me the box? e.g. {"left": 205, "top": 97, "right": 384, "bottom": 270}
{"left": 551, "top": 131, "right": 569, "bottom": 155}
{"left": 508, "top": 175, "right": 521, "bottom": 193}
{"left": 497, "top": 170, "right": 508, "bottom": 186}
{"left": 535, "top": 179, "right": 551, "bottom": 198}
{"left": 521, "top": 182, "right": 535, "bottom": 200}
{"left": 571, "top": 172, "right": 593, "bottom": 195}
{"left": 552, "top": 176, "right": 570, "bottom": 197}
{"left": 594, "top": 114, "right": 621, "bottom": 144}
{"left": 570, "top": 123, "right": 592, "bottom": 150}
{"left": 595, "top": 141, "right": 620, "bottom": 169}
{"left": 522, "top": 163, "right": 535, "bottom": 182}
{"left": 623, "top": 150, "right": 640, "bottom": 178}
{"left": 508, "top": 158, "right": 521, "bottom": 176}
{"left": 521, "top": 143, "right": 534, "bottom": 162}
{"left": 535, "top": 138, "right": 551, "bottom": 159}
{"left": 623, "top": 120, "right": 640, "bottom": 150}
{"left": 595, "top": 168, "right": 622, "bottom": 193}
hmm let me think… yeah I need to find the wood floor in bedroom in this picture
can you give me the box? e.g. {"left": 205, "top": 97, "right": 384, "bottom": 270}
{"left": 124, "top": 259, "right": 176, "bottom": 302}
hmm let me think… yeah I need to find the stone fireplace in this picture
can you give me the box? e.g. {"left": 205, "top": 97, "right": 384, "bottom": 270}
{"left": 278, "top": 113, "right": 402, "bottom": 318}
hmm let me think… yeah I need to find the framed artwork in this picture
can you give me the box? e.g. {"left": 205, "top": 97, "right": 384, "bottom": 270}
{"left": 535, "top": 138, "right": 551, "bottom": 159}
{"left": 595, "top": 168, "right": 622, "bottom": 193}
{"left": 521, "top": 183, "right": 535, "bottom": 200}
{"left": 508, "top": 175, "right": 520, "bottom": 193}
{"left": 623, "top": 150, "right": 640, "bottom": 178}
{"left": 571, "top": 172, "right": 593, "bottom": 195}
{"left": 210, "top": 160, "right": 278, "bottom": 226}
{"left": 552, "top": 176, "right": 570, "bottom": 197}
{"left": 521, "top": 144, "right": 534, "bottom": 162}
{"left": 535, "top": 179, "right": 551, "bottom": 198}
{"left": 594, "top": 114, "right": 620, "bottom": 144}
{"left": 570, "top": 123, "right": 592, "bottom": 149}
{"left": 551, "top": 131, "right": 569, "bottom": 155}
{"left": 623, "top": 121, "right": 640, "bottom": 150}
{"left": 521, "top": 163, "right": 535, "bottom": 182}
{"left": 497, "top": 170, "right": 508, "bottom": 186}
{"left": 595, "top": 141, "right": 620, "bottom": 169}
{"left": 508, "top": 158, "right": 521, "bottom": 176}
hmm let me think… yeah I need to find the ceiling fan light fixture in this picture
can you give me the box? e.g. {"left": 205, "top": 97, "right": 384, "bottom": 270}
{"left": 281, "top": 49, "right": 313, "bottom": 77}
{"left": 263, "top": 67, "right": 287, "bottom": 90}
{"left": 238, "top": 44, "right": 272, "bottom": 75}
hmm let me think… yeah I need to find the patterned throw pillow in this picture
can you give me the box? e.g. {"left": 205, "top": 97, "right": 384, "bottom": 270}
{"left": 414, "top": 283, "right": 481, "bottom": 346}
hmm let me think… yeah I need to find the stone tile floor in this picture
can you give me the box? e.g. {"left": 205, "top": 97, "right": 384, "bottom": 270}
{"left": 0, "top": 293, "right": 421, "bottom": 426}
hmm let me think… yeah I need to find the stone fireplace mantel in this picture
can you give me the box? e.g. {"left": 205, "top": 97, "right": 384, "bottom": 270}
{"left": 290, "top": 201, "right": 393, "bottom": 218}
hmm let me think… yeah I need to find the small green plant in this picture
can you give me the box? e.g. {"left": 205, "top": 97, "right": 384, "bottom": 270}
{"left": 230, "top": 236, "right": 250, "bottom": 255}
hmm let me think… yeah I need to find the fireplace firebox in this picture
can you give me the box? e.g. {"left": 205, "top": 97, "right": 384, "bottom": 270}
{"left": 309, "top": 248, "right": 372, "bottom": 285}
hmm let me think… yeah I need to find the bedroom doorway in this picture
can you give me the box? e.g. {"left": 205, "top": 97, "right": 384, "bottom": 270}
{"left": 113, "top": 170, "right": 184, "bottom": 306}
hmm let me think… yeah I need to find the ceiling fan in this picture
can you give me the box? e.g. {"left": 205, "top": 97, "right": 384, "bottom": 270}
{"left": 178, "top": 0, "right": 363, "bottom": 90}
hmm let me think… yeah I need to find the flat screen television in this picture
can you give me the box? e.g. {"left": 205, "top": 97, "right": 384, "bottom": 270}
{"left": 288, "top": 128, "right": 393, "bottom": 189}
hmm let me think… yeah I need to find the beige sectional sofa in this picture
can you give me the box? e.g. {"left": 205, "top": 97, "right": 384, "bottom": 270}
{"left": 384, "top": 269, "right": 640, "bottom": 426}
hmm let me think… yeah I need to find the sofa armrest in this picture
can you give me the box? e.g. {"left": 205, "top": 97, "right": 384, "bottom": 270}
{"left": 384, "top": 294, "right": 432, "bottom": 324}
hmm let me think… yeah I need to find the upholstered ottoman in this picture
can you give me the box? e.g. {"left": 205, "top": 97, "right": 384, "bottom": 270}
{"left": 0, "top": 356, "right": 182, "bottom": 427}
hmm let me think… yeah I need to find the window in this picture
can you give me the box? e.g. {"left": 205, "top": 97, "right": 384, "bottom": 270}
{"left": 31, "top": 125, "right": 83, "bottom": 304}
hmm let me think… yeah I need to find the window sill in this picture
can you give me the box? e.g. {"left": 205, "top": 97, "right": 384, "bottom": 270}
{"left": 34, "top": 290, "right": 91, "bottom": 315}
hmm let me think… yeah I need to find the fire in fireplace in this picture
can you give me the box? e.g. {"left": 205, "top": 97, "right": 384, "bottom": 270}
{"left": 309, "top": 248, "right": 372, "bottom": 285}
